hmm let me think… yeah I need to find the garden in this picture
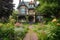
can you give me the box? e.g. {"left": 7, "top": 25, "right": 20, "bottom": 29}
{"left": 0, "top": 0, "right": 60, "bottom": 40}
{"left": 0, "top": 16, "right": 60, "bottom": 40}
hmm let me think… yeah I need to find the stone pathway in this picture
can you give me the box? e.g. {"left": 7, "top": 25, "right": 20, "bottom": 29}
{"left": 23, "top": 25, "right": 38, "bottom": 40}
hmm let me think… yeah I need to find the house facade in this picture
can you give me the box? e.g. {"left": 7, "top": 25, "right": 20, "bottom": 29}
{"left": 17, "top": 0, "right": 40, "bottom": 23}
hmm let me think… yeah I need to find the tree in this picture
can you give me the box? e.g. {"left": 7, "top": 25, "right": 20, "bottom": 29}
{"left": 0, "top": 0, "right": 14, "bottom": 22}
{"left": 0, "top": 0, "right": 14, "bottom": 19}
{"left": 36, "top": 0, "right": 60, "bottom": 18}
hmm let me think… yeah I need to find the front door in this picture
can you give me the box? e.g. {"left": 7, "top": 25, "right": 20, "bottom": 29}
{"left": 28, "top": 16, "right": 34, "bottom": 23}
{"left": 18, "top": 16, "right": 26, "bottom": 22}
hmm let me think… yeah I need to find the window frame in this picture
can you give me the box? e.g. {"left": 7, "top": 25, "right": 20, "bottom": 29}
{"left": 20, "top": 7, "right": 26, "bottom": 14}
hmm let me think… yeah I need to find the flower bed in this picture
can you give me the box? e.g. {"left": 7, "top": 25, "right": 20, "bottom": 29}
{"left": 0, "top": 23, "right": 28, "bottom": 40}
{"left": 0, "top": 22, "right": 60, "bottom": 40}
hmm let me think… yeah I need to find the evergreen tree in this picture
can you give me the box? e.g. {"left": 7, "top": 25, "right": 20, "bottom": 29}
{"left": 0, "top": 0, "right": 14, "bottom": 19}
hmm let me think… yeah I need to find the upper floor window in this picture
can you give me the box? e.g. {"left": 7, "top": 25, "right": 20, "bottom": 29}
{"left": 29, "top": 4, "right": 34, "bottom": 8}
{"left": 20, "top": 8, "right": 26, "bottom": 14}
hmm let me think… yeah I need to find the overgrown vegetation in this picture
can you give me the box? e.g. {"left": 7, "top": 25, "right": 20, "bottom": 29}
{"left": 0, "top": 22, "right": 28, "bottom": 40}
{"left": 36, "top": 0, "right": 60, "bottom": 18}
{"left": 0, "top": 0, "right": 60, "bottom": 40}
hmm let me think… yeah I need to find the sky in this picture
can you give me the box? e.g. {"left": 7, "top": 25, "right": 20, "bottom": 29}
{"left": 13, "top": 0, "right": 19, "bottom": 9}
{"left": 13, "top": 0, "right": 34, "bottom": 10}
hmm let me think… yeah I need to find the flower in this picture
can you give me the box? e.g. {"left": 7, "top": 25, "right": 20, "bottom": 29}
{"left": 52, "top": 18, "right": 57, "bottom": 22}
{"left": 15, "top": 22, "right": 21, "bottom": 27}
{"left": 0, "top": 23, "right": 3, "bottom": 27}
{"left": 6, "top": 23, "right": 11, "bottom": 27}
{"left": 10, "top": 19, "right": 16, "bottom": 23}
{"left": 57, "top": 23, "right": 60, "bottom": 26}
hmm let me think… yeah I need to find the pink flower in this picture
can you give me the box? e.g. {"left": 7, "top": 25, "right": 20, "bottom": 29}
{"left": 15, "top": 22, "right": 20, "bottom": 27}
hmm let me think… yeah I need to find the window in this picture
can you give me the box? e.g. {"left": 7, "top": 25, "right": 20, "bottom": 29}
{"left": 20, "top": 8, "right": 26, "bottom": 14}
{"left": 29, "top": 5, "right": 34, "bottom": 8}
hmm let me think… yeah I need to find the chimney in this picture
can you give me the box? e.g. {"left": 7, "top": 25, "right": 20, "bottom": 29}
{"left": 30, "top": 0, "right": 36, "bottom": 4}
{"left": 19, "top": 0, "right": 21, "bottom": 2}
{"left": 19, "top": 0, "right": 21, "bottom": 4}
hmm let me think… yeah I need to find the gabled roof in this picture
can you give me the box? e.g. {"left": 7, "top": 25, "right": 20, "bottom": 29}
{"left": 17, "top": 1, "right": 35, "bottom": 9}
{"left": 17, "top": 2, "right": 27, "bottom": 9}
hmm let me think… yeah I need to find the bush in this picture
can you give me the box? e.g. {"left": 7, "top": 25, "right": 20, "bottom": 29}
{"left": 32, "top": 22, "right": 59, "bottom": 40}
{"left": 0, "top": 21, "right": 60, "bottom": 40}
{"left": 14, "top": 25, "right": 28, "bottom": 40}
{"left": 45, "top": 22, "right": 57, "bottom": 40}
{"left": 54, "top": 25, "right": 60, "bottom": 40}
{"left": 0, "top": 22, "right": 28, "bottom": 40}
{"left": 0, "top": 23, "right": 14, "bottom": 40}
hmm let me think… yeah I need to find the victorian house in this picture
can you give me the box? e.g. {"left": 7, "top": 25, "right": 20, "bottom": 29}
{"left": 17, "top": 0, "right": 40, "bottom": 22}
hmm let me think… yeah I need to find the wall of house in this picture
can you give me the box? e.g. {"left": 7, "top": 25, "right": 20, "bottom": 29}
{"left": 28, "top": 10, "right": 35, "bottom": 15}
{"left": 18, "top": 6, "right": 28, "bottom": 15}
{"left": 18, "top": 5, "right": 36, "bottom": 23}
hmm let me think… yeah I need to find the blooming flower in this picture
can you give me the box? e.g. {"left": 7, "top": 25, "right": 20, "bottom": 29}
{"left": 52, "top": 18, "right": 57, "bottom": 22}
{"left": 15, "top": 22, "right": 23, "bottom": 27}
{"left": 15, "top": 22, "right": 21, "bottom": 27}
{"left": 0, "top": 23, "right": 3, "bottom": 27}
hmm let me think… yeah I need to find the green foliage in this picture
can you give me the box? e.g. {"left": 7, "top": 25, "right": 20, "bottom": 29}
{"left": 0, "top": 0, "right": 14, "bottom": 23}
{"left": 12, "top": 10, "right": 18, "bottom": 20}
{"left": 31, "top": 22, "right": 60, "bottom": 40}
{"left": 54, "top": 24, "right": 60, "bottom": 40}
{"left": 0, "top": 21, "right": 60, "bottom": 40}
{"left": 0, "top": 23, "right": 14, "bottom": 40}
{"left": 45, "top": 22, "right": 57, "bottom": 40}
{"left": 14, "top": 26, "right": 28, "bottom": 40}
{"left": 36, "top": 0, "right": 60, "bottom": 18}
{"left": 0, "top": 22, "right": 28, "bottom": 40}
{"left": 0, "top": 0, "right": 14, "bottom": 18}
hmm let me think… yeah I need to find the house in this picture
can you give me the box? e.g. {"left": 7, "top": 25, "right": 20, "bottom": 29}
{"left": 17, "top": 0, "right": 41, "bottom": 23}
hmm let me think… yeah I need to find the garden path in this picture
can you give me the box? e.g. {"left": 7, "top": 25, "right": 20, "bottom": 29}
{"left": 23, "top": 25, "right": 38, "bottom": 40}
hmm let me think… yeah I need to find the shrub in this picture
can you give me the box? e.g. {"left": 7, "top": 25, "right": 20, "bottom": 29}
{"left": 45, "top": 22, "right": 57, "bottom": 40}
{"left": 0, "top": 23, "right": 14, "bottom": 40}
{"left": 14, "top": 26, "right": 28, "bottom": 40}
{"left": 32, "top": 22, "right": 59, "bottom": 40}
{"left": 54, "top": 24, "right": 60, "bottom": 40}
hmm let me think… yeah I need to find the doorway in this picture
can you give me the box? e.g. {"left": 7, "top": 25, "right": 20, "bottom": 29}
{"left": 28, "top": 16, "right": 34, "bottom": 22}
{"left": 18, "top": 15, "right": 26, "bottom": 22}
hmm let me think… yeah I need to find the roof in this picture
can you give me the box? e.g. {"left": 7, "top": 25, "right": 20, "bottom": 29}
{"left": 17, "top": 1, "right": 35, "bottom": 9}
{"left": 17, "top": 1, "right": 27, "bottom": 9}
